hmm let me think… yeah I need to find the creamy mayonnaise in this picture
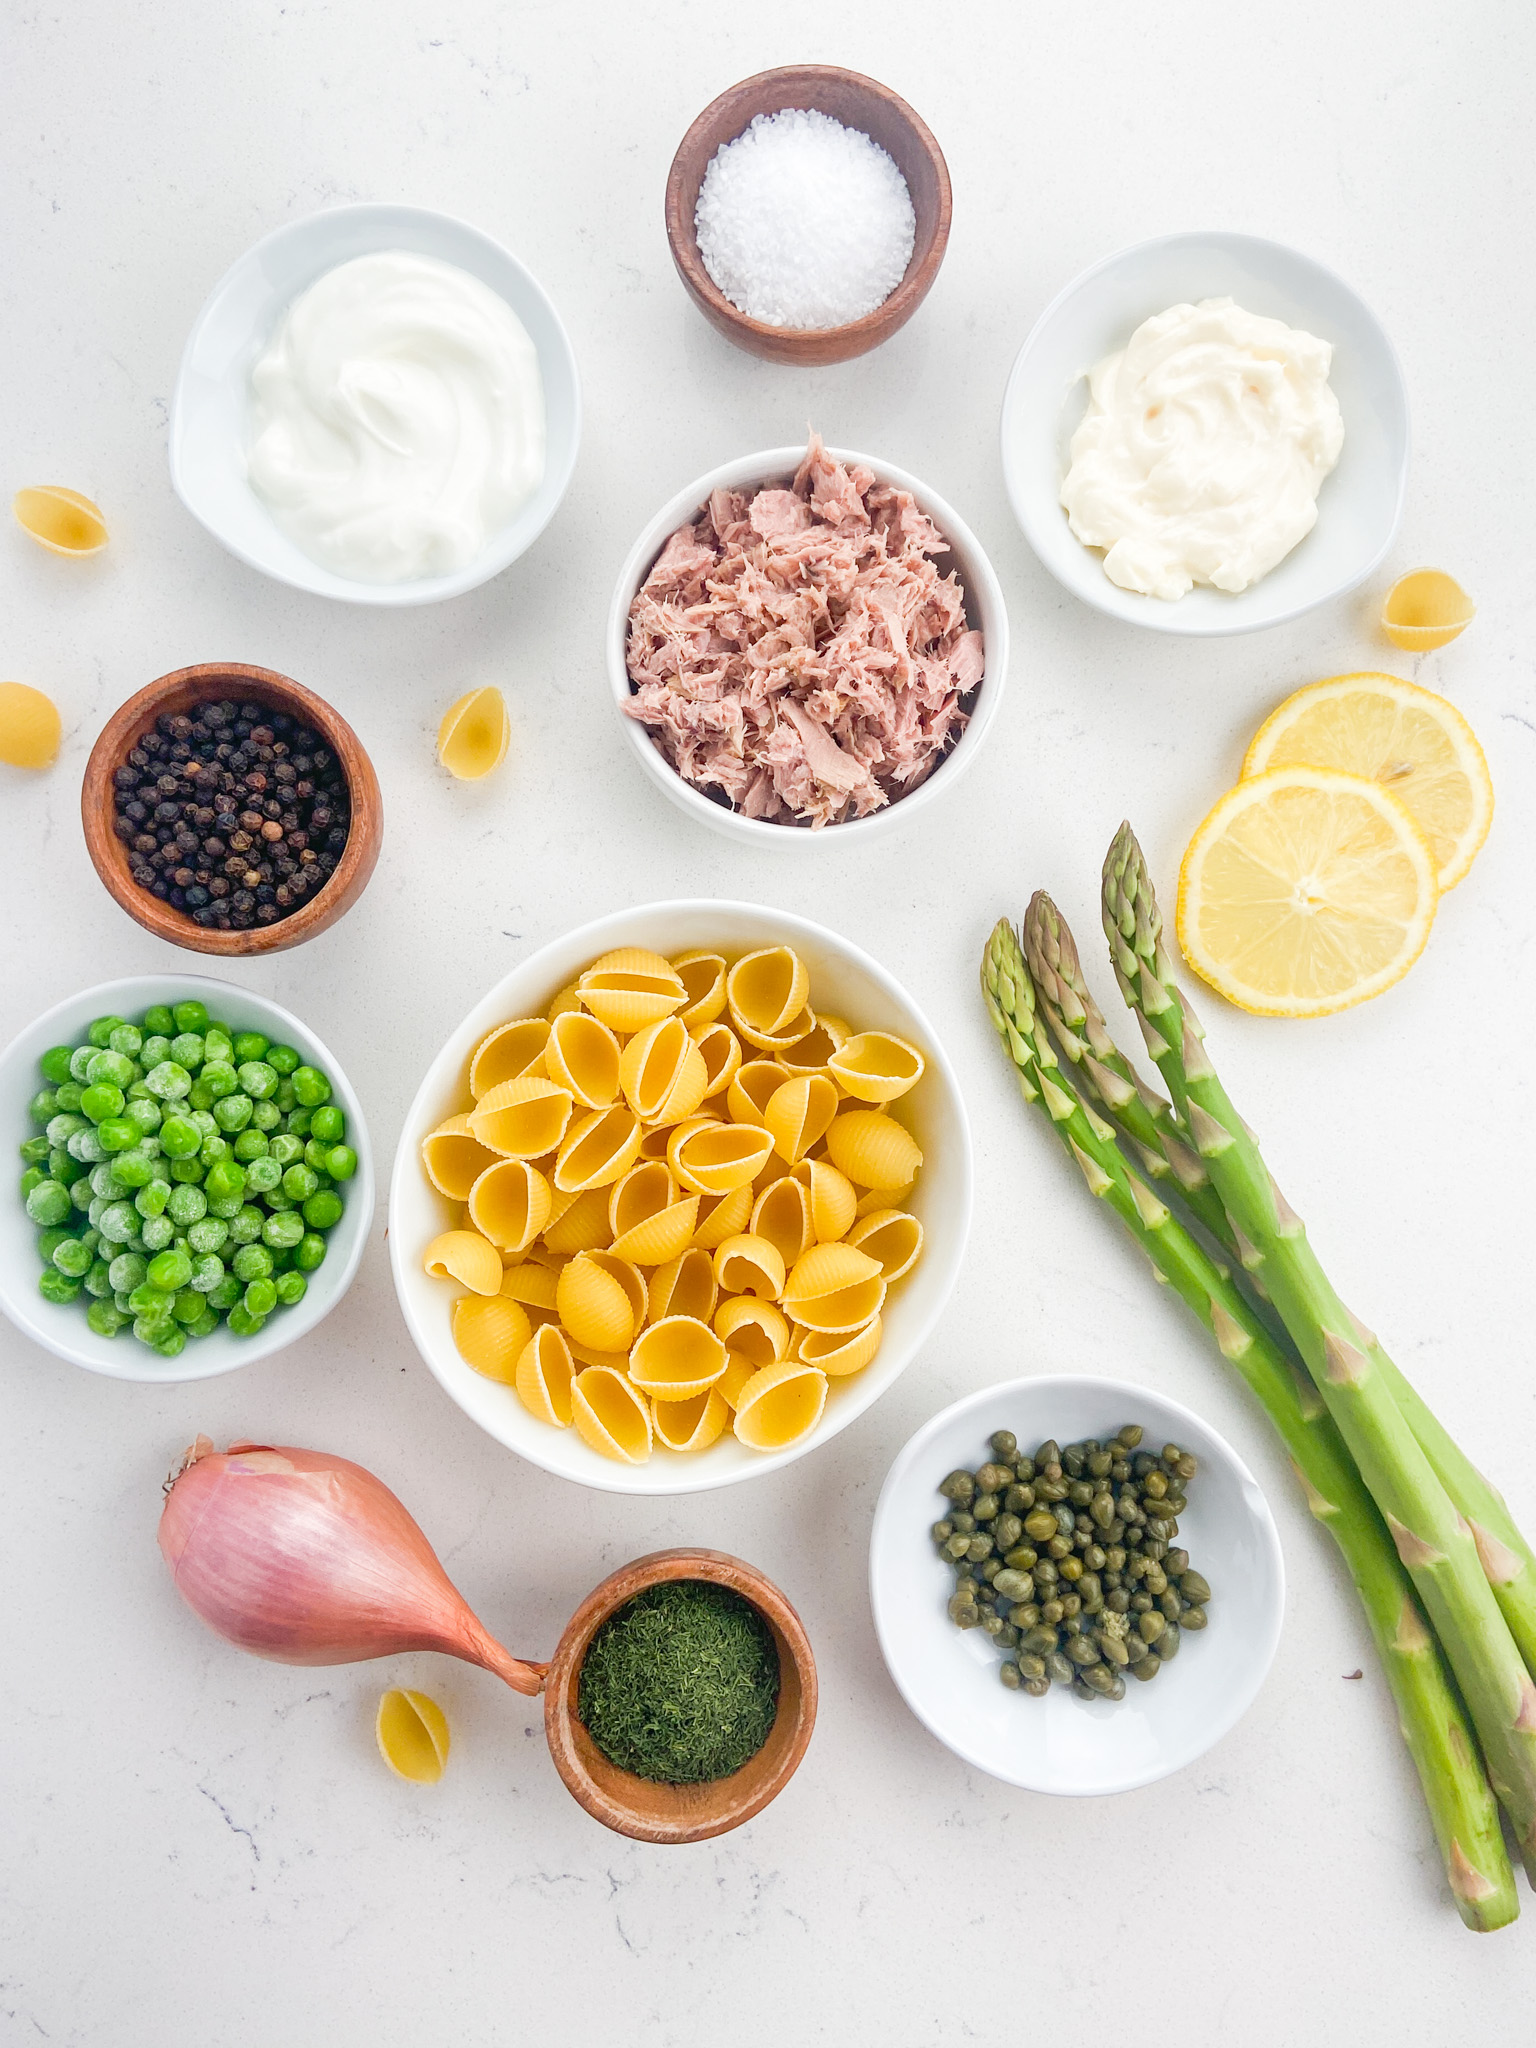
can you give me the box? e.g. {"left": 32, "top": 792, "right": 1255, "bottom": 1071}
{"left": 246, "top": 251, "right": 545, "bottom": 583}
{"left": 1060, "top": 297, "right": 1344, "bottom": 601}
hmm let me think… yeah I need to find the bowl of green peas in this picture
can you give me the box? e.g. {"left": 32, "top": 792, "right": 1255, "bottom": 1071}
{"left": 1, "top": 975, "right": 372, "bottom": 1380}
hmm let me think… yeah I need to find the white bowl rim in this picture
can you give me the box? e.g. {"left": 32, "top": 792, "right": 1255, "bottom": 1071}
{"left": 605, "top": 445, "right": 1010, "bottom": 845}
{"left": 0, "top": 973, "right": 374, "bottom": 1382}
{"left": 869, "top": 1371, "right": 1286, "bottom": 1793}
{"left": 169, "top": 200, "right": 583, "bottom": 608}
{"left": 999, "top": 228, "right": 1410, "bottom": 638}
{"left": 388, "top": 897, "right": 975, "bottom": 1494}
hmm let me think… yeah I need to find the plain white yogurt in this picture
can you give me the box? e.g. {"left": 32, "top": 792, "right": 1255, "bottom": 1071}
{"left": 246, "top": 251, "right": 545, "bottom": 583}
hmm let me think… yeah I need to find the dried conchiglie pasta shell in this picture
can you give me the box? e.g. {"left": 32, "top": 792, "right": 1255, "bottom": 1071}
{"left": 608, "top": 1162, "right": 698, "bottom": 1266}
{"left": 452, "top": 1293, "right": 532, "bottom": 1381}
{"left": 541, "top": 1184, "right": 612, "bottom": 1254}
{"left": 515, "top": 1323, "right": 576, "bottom": 1426}
{"left": 856, "top": 1181, "right": 910, "bottom": 1219}
{"left": 828, "top": 1031, "right": 925, "bottom": 1105}
{"left": 845, "top": 1209, "right": 924, "bottom": 1283}
{"left": 737, "top": 1004, "right": 816, "bottom": 1056}
{"left": 1381, "top": 569, "right": 1475, "bottom": 652}
{"left": 752, "top": 1177, "right": 813, "bottom": 1267}
{"left": 438, "top": 686, "right": 510, "bottom": 780}
{"left": 652, "top": 1387, "right": 729, "bottom": 1454}
{"left": 825, "top": 1109, "right": 923, "bottom": 1191}
{"left": 727, "top": 946, "right": 810, "bottom": 1040}
{"left": 555, "top": 1105, "right": 644, "bottom": 1192}
{"left": 546, "top": 981, "right": 583, "bottom": 1022}
{"left": 713, "top": 1233, "right": 786, "bottom": 1301}
{"left": 376, "top": 1689, "right": 450, "bottom": 1784}
{"left": 669, "top": 1119, "right": 774, "bottom": 1196}
{"left": 792, "top": 1157, "right": 859, "bottom": 1243}
{"left": 556, "top": 1250, "right": 647, "bottom": 1352}
{"left": 469, "top": 1018, "right": 550, "bottom": 1099}
{"left": 693, "top": 1021, "right": 743, "bottom": 1098}
{"left": 765, "top": 1073, "right": 840, "bottom": 1165}
{"left": 572, "top": 1366, "right": 652, "bottom": 1464}
{"left": 501, "top": 1260, "right": 561, "bottom": 1311}
{"left": 782, "top": 1241, "right": 887, "bottom": 1333}
{"left": 565, "top": 1338, "right": 634, "bottom": 1372}
{"left": 421, "top": 1114, "right": 500, "bottom": 1201}
{"left": 620, "top": 1016, "right": 695, "bottom": 1122}
{"left": 629, "top": 1314, "right": 728, "bottom": 1400}
{"left": 794, "top": 1317, "right": 883, "bottom": 1378}
{"left": 733, "top": 1359, "right": 828, "bottom": 1452}
{"left": 424, "top": 1229, "right": 503, "bottom": 1296}
{"left": 577, "top": 949, "right": 686, "bottom": 1033}
{"left": 717, "top": 1357, "right": 756, "bottom": 1409}
{"left": 14, "top": 485, "right": 108, "bottom": 556}
{"left": 671, "top": 950, "right": 728, "bottom": 1030}
{"left": 470, "top": 1077, "right": 573, "bottom": 1160}
{"left": 468, "top": 1159, "right": 553, "bottom": 1256}
{"left": 779, "top": 1015, "right": 852, "bottom": 1076}
{"left": 648, "top": 1245, "right": 718, "bottom": 1325}
{"left": 690, "top": 1182, "right": 754, "bottom": 1252}
{"left": 0, "top": 681, "right": 62, "bottom": 769}
{"left": 728, "top": 1060, "right": 788, "bottom": 1126}
{"left": 544, "top": 1010, "right": 621, "bottom": 1109}
{"left": 715, "top": 1296, "right": 790, "bottom": 1373}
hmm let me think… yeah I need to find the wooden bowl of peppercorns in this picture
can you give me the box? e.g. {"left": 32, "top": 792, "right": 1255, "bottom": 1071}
{"left": 81, "top": 662, "right": 382, "bottom": 956}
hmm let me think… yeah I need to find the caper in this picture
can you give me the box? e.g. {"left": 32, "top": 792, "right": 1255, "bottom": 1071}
{"left": 999, "top": 1659, "right": 1022, "bottom": 1690}
{"left": 1023, "top": 1676, "right": 1051, "bottom": 1698}
{"left": 1061, "top": 1612, "right": 1084, "bottom": 1637}
{"left": 1033, "top": 1558, "right": 1059, "bottom": 1587}
{"left": 949, "top": 1511, "right": 976, "bottom": 1534}
{"left": 1023, "top": 1508, "right": 1058, "bottom": 1542}
{"left": 988, "top": 1430, "right": 1017, "bottom": 1461}
{"left": 1068, "top": 1479, "right": 1094, "bottom": 1508}
{"left": 1181, "top": 1605, "right": 1208, "bottom": 1631}
{"left": 1175, "top": 1453, "right": 1199, "bottom": 1481}
{"left": 932, "top": 1520, "right": 954, "bottom": 1544}
{"left": 976, "top": 1463, "right": 1013, "bottom": 1494}
{"left": 979, "top": 1557, "right": 1003, "bottom": 1583}
{"left": 1034, "top": 1477, "right": 1069, "bottom": 1502}
{"left": 1059, "top": 1556, "right": 1083, "bottom": 1582}
{"left": 1105, "top": 1545, "right": 1127, "bottom": 1572}
{"left": 1159, "top": 1623, "right": 1182, "bottom": 1660}
{"left": 1117, "top": 1424, "right": 1143, "bottom": 1449}
{"left": 1144, "top": 1565, "right": 1168, "bottom": 1596}
{"left": 1014, "top": 1457, "right": 1036, "bottom": 1482}
{"left": 1130, "top": 1591, "right": 1153, "bottom": 1614}
{"left": 993, "top": 1513, "right": 1023, "bottom": 1551}
{"left": 1110, "top": 1458, "right": 1132, "bottom": 1481}
{"left": 945, "top": 1533, "right": 971, "bottom": 1560}
{"left": 1087, "top": 1450, "right": 1113, "bottom": 1478}
{"left": 1106, "top": 1588, "right": 1130, "bottom": 1614}
{"left": 948, "top": 1593, "right": 979, "bottom": 1625}
{"left": 981, "top": 1611, "right": 1005, "bottom": 1637}
{"left": 1066, "top": 1635, "right": 1101, "bottom": 1666}
{"left": 972, "top": 1491, "right": 999, "bottom": 1521}
{"left": 1044, "top": 1652, "right": 1074, "bottom": 1686}
{"left": 996, "top": 1624, "right": 1020, "bottom": 1649}
{"left": 1124, "top": 1632, "right": 1149, "bottom": 1664}
{"left": 1082, "top": 1663, "right": 1117, "bottom": 1697}
{"left": 1017, "top": 1653, "right": 1047, "bottom": 1683}
{"left": 1072, "top": 1678, "right": 1098, "bottom": 1703}
{"left": 1138, "top": 1610, "right": 1167, "bottom": 1642}
{"left": 1083, "top": 1543, "right": 1106, "bottom": 1573}
{"left": 1037, "top": 1439, "right": 1060, "bottom": 1467}
{"left": 992, "top": 1569, "right": 1032, "bottom": 1602}
{"left": 1162, "top": 1442, "right": 1182, "bottom": 1465}
{"left": 1003, "top": 1544, "right": 1038, "bottom": 1571}
{"left": 1039, "top": 1599, "right": 1065, "bottom": 1625}
{"left": 1046, "top": 1534, "right": 1071, "bottom": 1561}
{"left": 1161, "top": 1588, "right": 1183, "bottom": 1621}
{"left": 1180, "top": 1570, "right": 1212, "bottom": 1605}
{"left": 1097, "top": 1631, "right": 1130, "bottom": 1666}
{"left": 940, "top": 1469, "right": 976, "bottom": 1502}
{"left": 1129, "top": 1656, "right": 1160, "bottom": 1682}
{"left": 1079, "top": 1586, "right": 1104, "bottom": 1616}
{"left": 1059, "top": 1592, "right": 1082, "bottom": 1618}
{"left": 1022, "top": 1625, "right": 1058, "bottom": 1655}
{"left": 1011, "top": 1604, "right": 1041, "bottom": 1630}
{"left": 1091, "top": 1493, "right": 1116, "bottom": 1530}
{"left": 1004, "top": 1483, "right": 1034, "bottom": 1513}
{"left": 966, "top": 1534, "right": 994, "bottom": 1562}
{"left": 1143, "top": 1468, "right": 1168, "bottom": 1500}
{"left": 954, "top": 1575, "right": 980, "bottom": 1601}
{"left": 1166, "top": 1548, "right": 1190, "bottom": 1576}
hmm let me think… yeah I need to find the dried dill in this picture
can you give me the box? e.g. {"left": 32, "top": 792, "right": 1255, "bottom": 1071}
{"left": 577, "top": 1579, "right": 780, "bottom": 1784}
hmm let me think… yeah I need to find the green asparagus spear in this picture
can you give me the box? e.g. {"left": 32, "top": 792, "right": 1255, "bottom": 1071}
{"left": 1103, "top": 824, "right": 1536, "bottom": 1879}
{"left": 982, "top": 918, "right": 1515, "bottom": 1930}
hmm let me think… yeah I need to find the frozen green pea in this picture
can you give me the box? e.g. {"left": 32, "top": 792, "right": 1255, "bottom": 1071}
{"left": 29, "top": 1088, "right": 60, "bottom": 1125}
{"left": 205, "top": 1159, "right": 246, "bottom": 1206}
{"left": 244, "top": 1156, "right": 281, "bottom": 1195}
{"left": 185, "top": 1305, "right": 220, "bottom": 1338}
{"left": 112, "top": 1149, "right": 154, "bottom": 1190}
{"left": 172, "top": 1287, "right": 206, "bottom": 1325}
{"left": 142, "top": 1002, "right": 174, "bottom": 1032}
{"left": 292, "top": 1066, "right": 330, "bottom": 1108}
{"left": 26, "top": 1180, "right": 72, "bottom": 1227}
{"left": 188, "top": 1110, "right": 217, "bottom": 1137}
{"left": 134, "top": 1182, "right": 169, "bottom": 1219}
{"left": 213, "top": 1092, "right": 254, "bottom": 1132}
{"left": 231, "top": 1242, "right": 274, "bottom": 1283}
{"left": 294, "top": 1232, "right": 327, "bottom": 1273}
{"left": 108, "top": 1250, "right": 148, "bottom": 1293}
{"left": 147, "top": 1247, "right": 193, "bottom": 1292}
{"left": 326, "top": 1145, "right": 357, "bottom": 1182}
{"left": 269, "top": 1133, "right": 303, "bottom": 1168}
{"left": 160, "top": 1115, "right": 201, "bottom": 1159}
{"left": 69, "top": 1177, "right": 94, "bottom": 1213}
{"left": 199, "top": 1060, "right": 238, "bottom": 1101}
{"left": 124, "top": 1096, "right": 162, "bottom": 1135}
{"left": 233, "top": 1129, "right": 269, "bottom": 1162}
{"left": 68, "top": 1046, "right": 96, "bottom": 1083}
{"left": 227, "top": 1205, "right": 264, "bottom": 1244}
{"left": 186, "top": 1077, "right": 214, "bottom": 1112}
{"left": 86, "top": 1049, "right": 136, "bottom": 1090}
{"left": 237, "top": 1060, "right": 278, "bottom": 1101}
{"left": 302, "top": 1138, "right": 330, "bottom": 1175}
{"left": 87, "top": 1014, "right": 125, "bottom": 1049}
{"left": 67, "top": 1127, "right": 107, "bottom": 1164}
{"left": 39, "top": 1269, "right": 83, "bottom": 1304}
{"left": 171, "top": 1000, "right": 208, "bottom": 1034}
{"left": 39, "top": 1045, "right": 75, "bottom": 1086}
{"left": 274, "top": 1079, "right": 298, "bottom": 1115}
{"left": 187, "top": 1217, "right": 228, "bottom": 1255}
{"left": 205, "top": 1193, "right": 242, "bottom": 1220}
{"left": 87, "top": 1298, "right": 128, "bottom": 1337}
{"left": 231, "top": 1031, "right": 269, "bottom": 1063}
{"left": 36, "top": 1225, "right": 75, "bottom": 1263}
{"left": 263, "top": 1042, "right": 298, "bottom": 1076}
{"left": 107, "top": 1024, "right": 143, "bottom": 1059}
{"left": 166, "top": 1183, "right": 207, "bottom": 1226}
{"left": 89, "top": 1160, "right": 121, "bottom": 1198}
{"left": 169, "top": 1158, "right": 206, "bottom": 1186}
{"left": 286, "top": 1107, "right": 312, "bottom": 1138}
{"left": 20, "top": 1134, "right": 50, "bottom": 1167}
{"left": 79, "top": 1082, "right": 124, "bottom": 1124}
{"left": 20, "top": 1167, "right": 45, "bottom": 1201}
{"left": 189, "top": 1252, "right": 226, "bottom": 1293}
{"left": 54, "top": 1083, "right": 85, "bottom": 1115}
{"left": 96, "top": 1118, "right": 139, "bottom": 1154}
{"left": 250, "top": 1100, "right": 281, "bottom": 1132}
{"left": 262, "top": 1209, "right": 306, "bottom": 1250}
{"left": 170, "top": 1032, "right": 204, "bottom": 1069}
{"left": 144, "top": 1061, "right": 192, "bottom": 1100}
{"left": 274, "top": 1270, "right": 308, "bottom": 1307}
{"left": 127, "top": 1278, "right": 172, "bottom": 1316}
{"left": 243, "top": 1277, "right": 278, "bottom": 1318}
{"left": 52, "top": 1236, "right": 94, "bottom": 1279}
{"left": 140, "top": 1036, "right": 171, "bottom": 1069}
{"left": 51, "top": 1147, "right": 87, "bottom": 1184}
{"left": 263, "top": 1190, "right": 296, "bottom": 1215}
{"left": 83, "top": 1258, "right": 114, "bottom": 1298}
{"left": 207, "top": 1274, "right": 242, "bottom": 1312}
{"left": 202, "top": 1028, "right": 233, "bottom": 1063}
{"left": 309, "top": 1104, "right": 345, "bottom": 1144}
{"left": 46, "top": 1112, "right": 87, "bottom": 1148}
{"left": 226, "top": 1304, "right": 265, "bottom": 1337}
{"left": 282, "top": 1163, "right": 318, "bottom": 1202}
{"left": 199, "top": 1135, "right": 231, "bottom": 1169}
{"left": 140, "top": 1214, "right": 175, "bottom": 1251}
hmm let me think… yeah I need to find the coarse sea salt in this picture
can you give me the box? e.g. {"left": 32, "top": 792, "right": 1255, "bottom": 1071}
{"left": 694, "top": 108, "right": 916, "bottom": 331}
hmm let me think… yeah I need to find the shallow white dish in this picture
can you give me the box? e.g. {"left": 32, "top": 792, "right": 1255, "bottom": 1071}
{"left": 390, "top": 900, "right": 973, "bottom": 1495}
{"left": 170, "top": 202, "right": 581, "bottom": 606}
{"left": 1000, "top": 231, "right": 1409, "bottom": 637}
{"left": 0, "top": 975, "right": 373, "bottom": 1384}
{"left": 871, "top": 1375, "right": 1284, "bottom": 1794}
{"left": 606, "top": 447, "right": 1009, "bottom": 845}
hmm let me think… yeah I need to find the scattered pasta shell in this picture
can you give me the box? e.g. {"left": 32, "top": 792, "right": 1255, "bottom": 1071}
{"left": 546, "top": 982, "right": 583, "bottom": 1022}
{"left": 845, "top": 1209, "right": 925, "bottom": 1283}
{"left": 669, "top": 1119, "right": 774, "bottom": 1196}
{"left": 376, "top": 1689, "right": 450, "bottom": 1784}
{"left": 608, "top": 1162, "right": 699, "bottom": 1265}
{"left": 728, "top": 1060, "right": 789, "bottom": 1126}
{"left": 652, "top": 1388, "right": 729, "bottom": 1453}
{"left": 671, "top": 950, "right": 728, "bottom": 1029}
{"left": 438, "top": 686, "right": 511, "bottom": 780}
{"left": 794, "top": 1317, "right": 883, "bottom": 1378}
{"left": 727, "top": 946, "right": 810, "bottom": 1040}
{"left": 424, "top": 1229, "right": 503, "bottom": 1296}
{"left": 782, "top": 1242, "right": 887, "bottom": 1332}
{"left": 421, "top": 1113, "right": 500, "bottom": 1201}
{"left": 13, "top": 485, "right": 108, "bottom": 557}
{"left": 556, "top": 1250, "right": 647, "bottom": 1352}
{"left": 470, "top": 1077, "right": 573, "bottom": 1160}
{"left": 825, "top": 1109, "right": 923, "bottom": 1190}
{"left": 572, "top": 1366, "right": 652, "bottom": 1464}
{"left": 752, "top": 1176, "right": 814, "bottom": 1266}
{"left": 628, "top": 1315, "right": 728, "bottom": 1400}
{"left": 452, "top": 1292, "right": 532, "bottom": 1381}
{"left": 515, "top": 1323, "right": 576, "bottom": 1426}
{"left": 716, "top": 1357, "right": 756, "bottom": 1409}
{"left": 764, "top": 1072, "right": 840, "bottom": 1164}
{"left": 648, "top": 1245, "right": 719, "bottom": 1325}
{"left": 501, "top": 1261, "right": 561, "bottom": 1311}
{"left": 713, "top": 1233, "right": 786, "bottom": 1301}
{"left": 693, "top": 1021, "right": 743, "bottom": 1099}
{"left": 468, "top": 1159, "right": 553, "bottom": 1256}
{"left": 827, "top": 1031, "right": 925, "bottom": 1104}
{"left": 779, "top": 1015, "right": 851, "bottom": 1075}
{"left": 1381, "top": 569, "right": 1475, "bottom": 652}
{"left": 543, "top": 1010, "right": 621, "bottom": 1108}
{"left": 733, "top": 1359, "right": 829, "bottom": 1451}
{"left": 541, "top": 1184, "right": 612, "bottom": 1254}
{"left": 715, "top": 1296, "right": 791, "bottom": 1373}
{"left": 0, "top": 681, "right": 62, "bottom": 769}
{"left": 469, "top": 1018, "right": 550, "bottom": 1098}
{"left": 793, "top": 1157, "right": 859, "bottom": 1243}
{"left": 576, "top": 949, "right": 686, "bottom": 1033}
{"left": 690, "top": 1182, "right": 754, "bottom": 1252}
{"left": 555, "top": 1105, "right": 644, "bottom": 1192}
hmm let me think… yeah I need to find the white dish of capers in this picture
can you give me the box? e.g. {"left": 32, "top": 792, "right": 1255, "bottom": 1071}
{"left": 869, "top": 1376, "right": 1285, "bottom": 1795}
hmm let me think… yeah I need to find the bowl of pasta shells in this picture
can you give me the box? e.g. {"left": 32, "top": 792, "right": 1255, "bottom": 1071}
{"left": 389, "top": 902, "right": 972, "bottom": 1494}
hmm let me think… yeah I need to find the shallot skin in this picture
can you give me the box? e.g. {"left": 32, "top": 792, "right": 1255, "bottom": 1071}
{"left": 158, "top": 1439, "right": 545, "bottom": 1695}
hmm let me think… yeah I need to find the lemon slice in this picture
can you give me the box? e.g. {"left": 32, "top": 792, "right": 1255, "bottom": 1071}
{"left": 1177, "top": 767, "right": 1438, "bottom": 1017}
{"left": 1243, "top": 672, "right": 1493, "bottom": 890}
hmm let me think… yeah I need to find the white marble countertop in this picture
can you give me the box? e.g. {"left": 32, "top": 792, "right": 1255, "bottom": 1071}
{"left": 4, "top": 4, "right": 1535, "bottom": 2041}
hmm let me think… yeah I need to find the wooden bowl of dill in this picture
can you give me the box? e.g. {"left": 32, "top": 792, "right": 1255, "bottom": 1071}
{"left": 543, "top": 1548, "right": 817, "bottom": 1843}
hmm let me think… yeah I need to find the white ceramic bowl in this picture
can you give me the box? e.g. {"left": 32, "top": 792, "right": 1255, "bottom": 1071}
{"left": 0, "top": 975, "right": 373, "bottom": 1383}
{"left": 606, "top": 448, "right": 1009, "bottom": 845}
{"left": 1000, "top": 231, "right": 1409, "bottom": 637}
{"left": 390, "top": 900, "right": 973, "bottom": 1495}
{"left": 170, "top": 202, "right": 581, "bottom": 606}
{"left": 871, "top": 1376, "right": 1284, "bottom": 1794}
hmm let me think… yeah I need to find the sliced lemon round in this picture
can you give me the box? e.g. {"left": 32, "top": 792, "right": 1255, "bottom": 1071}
{"left": 1243, "top": 672, "right": 1492, "bottom": 891}
{"left": 1177, "top": 767, "right": 1438, "bottom": 1018}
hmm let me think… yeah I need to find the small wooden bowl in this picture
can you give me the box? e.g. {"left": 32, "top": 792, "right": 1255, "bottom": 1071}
{"left": 544, "top": 1548, "right": 817, "bottom": 1843}
{"left": 665, "top": 65, "right": 952, "bottom": 367}
{"left": 81, "top": 662, "right": 382, "bottom": 957}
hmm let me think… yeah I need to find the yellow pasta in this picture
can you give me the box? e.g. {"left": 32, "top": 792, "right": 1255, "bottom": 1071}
{"left": 546, "top": 982, "right": 583, "bottom": 1022}
{"left": 577, "top": 948, "right": 686, "bottom": 1033}
{"left": 828, "top": 1031, "right": 926, "bottom": 1104}
{"left": 555, "top": 1105, "right": 644, "bottom": 1192}
{"left": 733, "top": 1359, "right": 829, "bottom": 1451}
{"left": 792, "top": 1157, "right": 859, "bottom": 1244}
{"left": 778, "top": 1015, "right": 851, "bottom": 1076}
{"left": 794, "top": 1317, "right": 883, "bottom": 1378}
{"left": 452, "top": 1293, "right": 532, "bottom": 1381}
{"left": 501, "top": 1261, "right": 561, "bottom": 1311}
{"left": 856, "top": 1181, "right": 910, "bottom": 1219}
{"left": 782, "top": 1242, "right": 887, "bottom": 1332}
{"left": 469, "top": 1018, "right": 550, "bottom": 1098}
{"left": 424, "top": 1229, "right": 503, "bottom": 1296}
{"left": 752, "top": 1177, "right": 813, "bottom": 1267}
{"left": 825, "top": 1108, "right": 923, "bottom": 1190}
{"left": 669, "top": 1120, "right": 774, "bottom": 1196}
{"left": 690, "top": 1182, "right": 754, "bottom": 1251}
{"left": 572, "top": 1366, "right": 652, "bottom": 1464}
{"left": 693, "top": 1021, "right": 743, "bottom": 1099}
{"left": 652, "top": 1388, "right": 729, "bottom": 1453}
{"left": 543, "top": 1010, "right": 621, "bottom": 1108}
{"left": 764, "top": 1072, "right": 839, "bottom": 1165}
{"left": 541, "top": 1184, "right": 612, "bottom": 1254}
{"left": 515, "top": 1324, "right": 578, "bottom": 1425}
{"left": 715, "top": 1296, "right": 791, "bottom": 1373}
{"left": 628, "top": 1315, "right": 728, "bottom": 1400}
{"left": 468, "top": 1159, "right": 553, "bottom": 1256}
{"left": 565, "top": 1338, "right": 634, "bottom": 1372}
{"left": 620, "top": 1016, "right": 708, "bottom": 1125}
{"left": 648, "top": 1245, "right": 718, "bottom": 1325}
{"left": 727, "top": 1059, "right": 787, "bottom": 1126}
{"left": 13, "top": 485, "right": 108, "bottom": 556}
{"left": 376, "top": 1688, "right": 450, "bottom": 1784}
{"left": 0, "top": 681, "right": 62, "bottom": 769}
{"left": 469, "top": 1077, "right": 573, "bottom": 1160}
{"left": 421, "top": 1114, "right": 502, "bottom": 1201}
{"left": 717, "top": 1357, "right": 756, "bottom": 1409}
{"left": 713, "top": 1233, "right": 786, "bottom": 1301}
{"left": 727, "top": 946, "right": 810, "bottom": 1041}
{"left": 607, "top": 1163, "right": 698, "bottom": 1266}
{"left": 671, "top": 950, "right": 728, "bottom": 1029}
{"left": 846, "top": 1209, "right": 924, "bottom": 1283}
{"left": 438, "top": 686, "right": 511, "bottom": 780}
{"left": 556, "top": 1250, "right": 647, "bottom": 1352}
